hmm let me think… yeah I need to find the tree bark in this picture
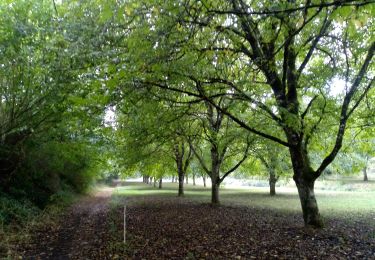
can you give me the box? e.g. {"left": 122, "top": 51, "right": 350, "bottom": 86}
{"left": 210, "top": 147, "right": 221, "bottom": 205}
{"left": 159, "top": 178, "right": 162, "bottom": 189}
{"left": 211, "top": 180, "right": 220, "bottom": 205}
{"left": 203, "top": 175, "right": 206, "bottom": 187}
{"left": 193, "top": 173, "right": 196, "bottom": 186}
{"left": 292, "top": 155, "right": 323, "bottom": 228}
{"left": 269, "top": 169, "right": 277, "bottom": 196}
{"left": 185, "top": 174, "right": 188, "bottom": 184}
{"left": 178, "top": 171, "right": 184, "bottom": 196}
{"left": 269, "top": 179, "right": 276, "bottom": 196}
{"left": 174, "top": 141, "right": 192, "bottom": 197}
{"left": 295, "top": 178, "right": 323, "bottom": 228}
{"left": 172, "top": 175, "right": 174, "bottom": 183}
{"left": 363, "top": 167, "right": 368, "bottom": 182}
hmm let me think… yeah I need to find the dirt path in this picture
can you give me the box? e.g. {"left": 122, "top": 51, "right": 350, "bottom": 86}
{"left": 22, "top": 187, "right": 115, "bottom": 260}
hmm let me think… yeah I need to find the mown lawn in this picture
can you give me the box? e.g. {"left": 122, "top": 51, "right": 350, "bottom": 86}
{"left": 113, "top": 181, "right": 375, "bottom": 218}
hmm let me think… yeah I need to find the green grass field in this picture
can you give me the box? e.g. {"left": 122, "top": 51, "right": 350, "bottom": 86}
{"left": 113, "top": 180, "right": 375, "bottom": 219}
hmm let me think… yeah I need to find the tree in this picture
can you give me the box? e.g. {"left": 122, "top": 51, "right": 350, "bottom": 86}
{"left": 254, "top": 141, "right": 291, "bottom": 196}
{"left": 122, "top": 0, "right": 374, "bottom": 227}
{"left": 188, "top": 98, "right": 254, "bottom": 204}
{"left": 114, "top": 87, "right": 194, "bottom": 196}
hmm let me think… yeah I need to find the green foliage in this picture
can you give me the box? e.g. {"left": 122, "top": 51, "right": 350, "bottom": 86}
{"left": 0, "top": 193, "right": 40, "bottom": 226}
{"left": 4, "top": 139, "right": 98, "bottom": 208}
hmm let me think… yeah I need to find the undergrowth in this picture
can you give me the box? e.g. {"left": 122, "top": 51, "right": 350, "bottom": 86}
{"left": 0, "top": 190, "right": 78, "bottom": 259}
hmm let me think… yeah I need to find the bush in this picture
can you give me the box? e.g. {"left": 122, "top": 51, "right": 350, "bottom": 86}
{"left": 0, "top": 193, "right": 40, "bottom": 226}
{"left": 3, "top": 140, "right": 99, "bottom": 208}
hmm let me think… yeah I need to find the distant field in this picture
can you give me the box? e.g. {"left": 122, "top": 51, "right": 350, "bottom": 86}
{"left": 114, "top": 180, "right": 375, "bottom": 219}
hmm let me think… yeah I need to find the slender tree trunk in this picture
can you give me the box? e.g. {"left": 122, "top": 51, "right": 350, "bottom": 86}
{"left": 203, "top": 175, "right": 206, "bottom": 187}
{"left": 193, "top": 173, "right": 196, "bottom": 186}
{"left": 211, "top": 178, "right": 220, "bottom": 205}
{"left": 269, "top": 169, "right": 277, "bottom": 196}
{"left": 145, "top": 176, "right": 149, "bottom": 184}
{"left": 159, "top": 178, "right": 162, "bottom": 189}
{"left": 363, "top": 167, "right": 368, "bottom": 182}
{"left": 172, "top": 175, "right": 174, "bottom": 183}
{"left": 149, "top": 177, "right": 153, "bottom": 185}
{"left": 153, "top": 178, "right": 156, "bottom": 187}
{"left": 176, "top": 157, "right": 185, "bottom": 196}
{"left": 185, "top": 174, "right": 188, "bottom": 184}
{"left": 178, "top": 171, "right": 184, "bottom": 196}
{"left": 210, "top": 146, "right": 222, "bottom": 205}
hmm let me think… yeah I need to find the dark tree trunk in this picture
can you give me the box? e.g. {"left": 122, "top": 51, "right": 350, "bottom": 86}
{"left": 176, "top": 154, "right": 185, "bottom": 196}
{"left": 203, "top": 175, "right": 206, "bottom": 187}
{"left": 269, "top": 169, "right": 277, "bottom": 196}
{"left": 145, "top": 176, "right": 149, "bottom": 184}
{"left": 211, "top": 179, "right": 220, "bottom": 205}
{"left": 193, "top": 173, "right": 196, "bottom": 186}
{"left": 295, "top": 178, "right": 322, "bottom": 227}
{"left": 175, "top": 141, "right": 192, "bottom": 197}
{"left": 172, "top": 175, "right": 174, "bottom": 183}
{"left": 159, "top": 178, "right": 162, "bottom": 189}
{"left": 269, "top": 179, "right": 276, "bottom": 196}
{"left": 209, "top": 144, "right": 222, "bottom": 205}
{"left": 149, "top": 177, "right": 153, "bottom": 185}
{"left": 178, "top": 171, "right": 184, "bottom": 196}
{"left": 288, "top": 142, "right": 323, "bottom": 228}
{"left": 363, "top": 167, "right": 368, "bottom": 182}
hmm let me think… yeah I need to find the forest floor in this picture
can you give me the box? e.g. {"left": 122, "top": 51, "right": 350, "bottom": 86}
{"left": 18, "top": 182, "right": 375, "bottom": 259}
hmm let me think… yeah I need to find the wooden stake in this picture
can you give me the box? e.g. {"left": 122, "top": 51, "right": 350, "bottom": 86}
{"left": 123, "top": 205, "right": 126, "bottom": 244}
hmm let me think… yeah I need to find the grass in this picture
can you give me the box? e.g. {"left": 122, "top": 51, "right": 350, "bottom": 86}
{"left": 114, "top": 181, "right": 375, "bottom": 219}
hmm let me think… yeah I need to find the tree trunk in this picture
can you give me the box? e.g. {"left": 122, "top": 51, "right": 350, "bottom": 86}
{"left": 269, "top": 179, "right": 276, "bottom": 196}
{"left": 288, "top": 141, "right": 323, "bottom": 228}
{"left": 211, "top": 179, "right": 220, "bottom": 205}
{"left": 210, "top": 145, "right": 222, "bottom": 205}
{"left": 193, "top": 173, "right": 196, "bottom": 186}
{"left": 153, "top": 178, "right": 157, "bottom": 187}
{"left": 203, "top": 175, "right": 206, "bottom": 187}
{"left": 145, "top": 176, "right": 149, "bottom": 184}
{"left": 159, "top": 178, "right": 162, "bottom": 189}
{"left": 363, "top": 167, "right": 368, "bottom": 182}
{"left": 185, "top": 174, "right": 188, "bottom": 184}
{"left": 172, "top": 175, "right": 174, "bottom": 183}
{"left": 294, "top": 178, "right": 322, "bottom": 227}
{"left": 149, "top": 176, "right": 153, "bottom": 185}
{"left": 178, "top": 171, "right": 184, "bottom": 196}
{"left": 269, "top": 169, "right": 277, "bottom": 196}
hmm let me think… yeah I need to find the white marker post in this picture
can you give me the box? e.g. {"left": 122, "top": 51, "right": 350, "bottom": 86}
{"left": 123, "top": 205, "right": 126, "bottom": 244}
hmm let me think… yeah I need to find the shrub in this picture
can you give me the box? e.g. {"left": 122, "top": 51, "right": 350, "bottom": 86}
{"left": 0, "top": 193, "right": 40, "bottom": 226}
